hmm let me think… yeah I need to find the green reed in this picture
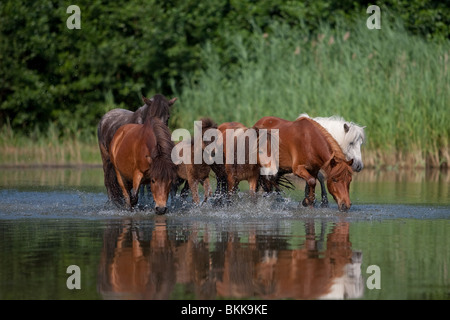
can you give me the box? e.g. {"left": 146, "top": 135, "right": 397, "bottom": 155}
{"left": 0, "top": 119, "right": 100, "bottom": 166}
{"left": 172, "top": 17, "right": 449, "bottom": 168}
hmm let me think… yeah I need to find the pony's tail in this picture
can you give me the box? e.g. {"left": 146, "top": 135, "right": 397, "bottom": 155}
{"left": 257, "top": 174, "right": 295, "bottom": 193}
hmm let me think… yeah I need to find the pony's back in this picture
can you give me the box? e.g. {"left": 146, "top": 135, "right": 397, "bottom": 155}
{"left": 295, "top": 117, "right": 346, "bottom": 161}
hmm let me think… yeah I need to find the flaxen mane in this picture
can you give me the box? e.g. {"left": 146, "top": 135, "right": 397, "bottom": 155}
{"left": 298, "top": 117, "right": 346, "bottom": 160}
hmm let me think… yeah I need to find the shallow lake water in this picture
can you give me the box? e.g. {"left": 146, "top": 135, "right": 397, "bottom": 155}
{"left": 0, "top": 167, "right": 448, "bottom": 300}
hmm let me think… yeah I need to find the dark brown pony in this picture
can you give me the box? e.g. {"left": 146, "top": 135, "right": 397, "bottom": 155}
{"left": 216, "top": 122, "right": 261, "bottom": 195}
{"left": 253, "top": 116, "right": 353, "bottom": 211}
{"left": 97, "top": 94, "right": 177, "bottom": 206}
{"left": 109, "top": 116, "right": 177, "bottom": 214}
{"left": 173, "top": 118, "right": 217, "bottom": 204}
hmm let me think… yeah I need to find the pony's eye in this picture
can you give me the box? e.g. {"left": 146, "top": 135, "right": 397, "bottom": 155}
{"left": 332, "top": 178, "right": 338, "bottom": 183}
{"left": 151, "top": 179, "right": 155, "bottom": 184}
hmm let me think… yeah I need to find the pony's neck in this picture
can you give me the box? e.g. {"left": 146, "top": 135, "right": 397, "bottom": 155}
{"left": 132, "top": 104, "right": 149, "bottom": 124}
{"left": 304, "top": 118, "right": 346, "bottom": 160}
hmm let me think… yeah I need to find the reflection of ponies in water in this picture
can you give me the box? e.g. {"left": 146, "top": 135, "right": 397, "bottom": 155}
{"left": 97, "top": 94, "right": 177, "bottom": 207}
{"left": 217, "top": 221, "right": 363, "bottom": 299}
{"left": 97, "top": 218, "right": 214, "bottom": 299}
{"left": 97, "top": 218, "right": 177, "bottom": 299}
{"left": 97, "top": 219, "right": 363, "bottom": 300}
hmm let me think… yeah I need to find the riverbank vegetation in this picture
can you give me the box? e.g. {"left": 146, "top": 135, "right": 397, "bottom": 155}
{"left": 173, "top": 18, "right": 449, "bottom": 169}
{"left": 0, "top": 1, "right": 448, "bottom": 168}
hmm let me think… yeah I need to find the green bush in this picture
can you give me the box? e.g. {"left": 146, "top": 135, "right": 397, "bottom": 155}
{"left": 173, "top": 16, "right": 449, "bottom": 167}
{"left": 1, "top": 0, "right": 448, "bottom": 138}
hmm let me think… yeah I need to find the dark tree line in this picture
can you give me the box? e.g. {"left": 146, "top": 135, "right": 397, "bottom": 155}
{"left": 0, "top": 0, "right": 447, "bottom": 137}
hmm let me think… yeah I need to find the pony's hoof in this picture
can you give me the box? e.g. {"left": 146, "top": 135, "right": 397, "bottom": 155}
{"left": 301, "top": 198, "right": 315, "bottom": 207}
{"left": 320, "top": 200, "right": 329, "bottom": 208}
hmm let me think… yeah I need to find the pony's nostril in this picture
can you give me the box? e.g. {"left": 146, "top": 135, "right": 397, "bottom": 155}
{"left": 155, "top": 207, "right": 167, "bottom": 215}
{"left": 339, "top": 203, "right": 350, "bottom": 212}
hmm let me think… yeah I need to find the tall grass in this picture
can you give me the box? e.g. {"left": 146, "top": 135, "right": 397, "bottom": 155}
{"left": 173, "top": 17, "right": 449, "bottom": 168}
{"left": 0, "top": 119, "right": 100, "bottom": 166}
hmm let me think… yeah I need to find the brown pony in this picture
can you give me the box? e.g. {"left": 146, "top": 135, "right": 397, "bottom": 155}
{"left": 97, "top": 94, "right": 177, "bottom": 207}
{"left": 217, "top": 121, "right": 263, "bottom": 196}
{"left": 253, "top": 116, "right": 353, "bottom": 212}
{"left": 109, "top": 116, "right": 177, "bottom": 214}
{"left": 173, "top": 118, "right": 217, "bottom": 204}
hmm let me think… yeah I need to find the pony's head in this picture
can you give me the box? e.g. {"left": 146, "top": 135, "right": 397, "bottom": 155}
{"left": 147, "top": 118, "right": 178, "bottom": 214}
{"left": 325, "top": 156, "right": 354, "bottom": 212}
{"left": 342, "top": 122, "right": 366, "bottom": 172}
{"left": 142, "top": 94, "right": 177, "bottom": 126}
{"left": 148, "top": 173, "right": 175, "bottom": 215}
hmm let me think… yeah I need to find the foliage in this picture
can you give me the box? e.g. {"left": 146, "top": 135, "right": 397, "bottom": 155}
{"left": 0, "top": 0, "right": 448, "bottom": 137}
{"left": 174, "top": 16, "right": 449, "bottom": 168}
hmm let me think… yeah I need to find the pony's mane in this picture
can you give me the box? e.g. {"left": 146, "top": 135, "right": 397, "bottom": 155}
{"left": 298, "top": 117, "right": 346, "bottom": 160}
{"left": 148, "top": 94, "right": 171, "bottom": 123}
{"left": 148, "top": 117, "right": 177, "bottom": 180}
{"left": 299, "top": 113, "right": 366, "bottom": 145}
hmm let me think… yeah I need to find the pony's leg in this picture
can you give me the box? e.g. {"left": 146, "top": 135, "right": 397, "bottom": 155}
{"left": 114, "top": 169, "right": 131, "bottom": 209}
{"left": 214, "top": 176, "right": 227, "bottom": 196}
{"left": 317, "top": 171, "right": 329, "bottom": 208}
{"left": 226, "top": 175, "right": 238, "bottom": 203}
{"left": 304, "top": 183, "right": 310, "bottom": 199}
{"left": 169, "top": 178, "right": 180, "bottom": 204}
{"left": 131, "top": 171, "right": 143, "bottom": 208}
{"left": 189, "top": 179, "right": 200, "bottom": 205}
{"left": 180, "top": 180, "right": 190, "bottom": 198}
{"left": 226, "top": 175, "right": 236, "bottom": 194}
{"left": 248, "top": 177, "right": 258, "bottom": 196}
{"left": 248, "top": 176, "right": 259, "bottom": 204}
{"left": 293, "top": 165, "right": 316, "bottom": 207}
{"left": 202, "top": 177, "right": 211, "bottom": 204}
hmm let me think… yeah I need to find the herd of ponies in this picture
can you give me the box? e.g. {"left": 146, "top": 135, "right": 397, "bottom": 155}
{"left": 97, "top": 94, "right": 366, "bottom": 214}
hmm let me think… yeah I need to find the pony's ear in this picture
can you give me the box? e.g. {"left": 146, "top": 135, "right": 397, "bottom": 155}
{"left": 168, "top": 97, "right": 177, "bottom": 106}
{"left": 143, "top": 96, "right": 153, "bottom": 105}
{"left": 150, "top": 145, "right": 160, "bottom": 159}
{"left": 346, "top": 159, "right": 354, "bottom": 167}
{"left": 329, "top": 156, "right": 337, "bottom": 168}
{"left": 344, "top": 123, "right": 350, "bottom": 133}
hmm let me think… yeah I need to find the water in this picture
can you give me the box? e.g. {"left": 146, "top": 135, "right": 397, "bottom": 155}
{"left": 0, "top": 167, "right": 448, "bottom": 300}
